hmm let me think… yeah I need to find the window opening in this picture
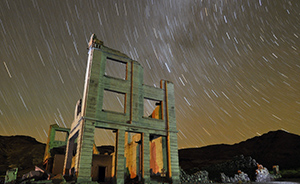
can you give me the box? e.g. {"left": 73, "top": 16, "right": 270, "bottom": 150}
{"left": 105, "top": 57, "right": 127, "bottom": 80}
{"left": 144, "top": 98, "right": 162, "bottom": 119}
{"left": 102, "top": 90, "right": 126, "bottom": 113}
{"left": 54, "top": 131, "right": 67, "bottom": 141}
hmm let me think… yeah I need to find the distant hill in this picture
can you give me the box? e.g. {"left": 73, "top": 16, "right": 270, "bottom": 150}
{"left": 0, "top": 135, "right": 45, "bottom": 175}
{"left": 1, "top": 130, "right": 300, "bottom": 177}
{"left": 0, "top": 135, "right": 114, "bottom": 176}
{"left": 179, "top": 130, "right": 300, "bottom": 171}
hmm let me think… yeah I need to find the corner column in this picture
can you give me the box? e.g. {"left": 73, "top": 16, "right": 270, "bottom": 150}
{"left": 76, "top": 120, "right": 95, "bottom": 183}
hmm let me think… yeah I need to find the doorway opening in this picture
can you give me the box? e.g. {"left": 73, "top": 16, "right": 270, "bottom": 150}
{"left": 98, "top": 166, "right": 106, "bottom": 182}
{"left": 125, "top": 132, "right": 142, "bottom": 182}
{"left": 150, "top": 134, "right": 168, "bottom": 181}
{"left": 92, "top": 128, "right": 116, "bottom": 183}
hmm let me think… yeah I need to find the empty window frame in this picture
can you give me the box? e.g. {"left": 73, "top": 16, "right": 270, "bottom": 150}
{"left": 143, "top": 98, "right": 162, "bottom": 119}
{"left": 94, "top": 128, "right": 116, "bottom": 151}
{"left": 54, "top": 131, "right": 68, "bottom": 141}
{"left": 102, "top": 90, "right": 126, "bottom": 114}
{"left": 105, "top": 57, "right": 127, "bottom": 80}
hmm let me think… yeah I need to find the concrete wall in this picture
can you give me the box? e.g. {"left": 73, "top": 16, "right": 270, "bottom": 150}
{"left": 63, "top": 35, "right": 180, "bottom": 183}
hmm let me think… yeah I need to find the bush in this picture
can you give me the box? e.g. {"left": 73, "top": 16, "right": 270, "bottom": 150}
{"left": 280, "top": 168, "right": 300, "bottom": 178}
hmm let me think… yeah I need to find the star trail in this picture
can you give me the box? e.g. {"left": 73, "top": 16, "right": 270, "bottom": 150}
{"left": 0, "top": 0, "right": 299, "bottom": 148}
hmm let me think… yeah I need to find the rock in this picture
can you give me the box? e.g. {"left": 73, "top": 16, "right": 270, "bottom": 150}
{"left": 180, "top": 168, "right": 211, "bottom": 183}
{"left": 203, "top": 155, "right": 257, "bottom": 181}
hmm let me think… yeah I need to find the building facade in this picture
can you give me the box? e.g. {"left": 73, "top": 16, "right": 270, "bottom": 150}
{"left": 63, "top": 34, "right": 180, "bottom": 184}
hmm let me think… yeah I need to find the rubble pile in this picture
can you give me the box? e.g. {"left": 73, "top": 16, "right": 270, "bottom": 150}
{"left": 180, "top": 168, "right": 211, "bottom": 183}
{"left": 221, "top": 170, "right": 250, "bottom": 183}
{"left": 255, "top": 164, "right": 271, "bottom": 182}
{"left": 203, "top": 155, "right": 258, "bottom": 181}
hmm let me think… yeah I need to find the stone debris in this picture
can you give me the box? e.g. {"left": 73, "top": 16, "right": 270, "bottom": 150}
{"left": 221, "top": 170, "right": 250, "bottom": 183}
{"left": 21, "top": 170, "right": 48, "bottom": 183}
{"left": 255, "top": 164, "right": 272, "bottom": 182}
{"left": 180, "top": 156, "right": 282, "bottom": 183}
{"left": 180, "top": 168, "right": 211, "bottom": 183}
{"left": 204, "top": 155, "right": 258, "bottom": 181}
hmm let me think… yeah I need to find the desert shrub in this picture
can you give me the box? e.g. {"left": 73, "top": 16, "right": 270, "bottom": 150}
{"left": 280, "top": 168, "right": 300, "bottom": 178}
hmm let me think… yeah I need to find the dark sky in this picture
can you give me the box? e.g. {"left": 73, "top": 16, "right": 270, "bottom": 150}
{"left": 0, "top": 0, "right": 299, "bottom": 149}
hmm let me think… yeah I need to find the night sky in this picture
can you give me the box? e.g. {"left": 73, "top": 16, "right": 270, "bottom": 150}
{"left": 0, "top": 0, "right": 299, "bottom": 149}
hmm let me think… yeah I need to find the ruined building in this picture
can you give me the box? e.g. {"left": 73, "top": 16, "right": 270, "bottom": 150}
{"left": 43, "top": 34, "right": 180, "bottom": 183}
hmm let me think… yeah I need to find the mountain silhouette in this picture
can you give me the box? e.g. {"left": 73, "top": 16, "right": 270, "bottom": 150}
{"left": 0, "top": 135, "right": 45, "bottom": 175}
{"left": 1, "top": 130, "right": 300, "bottom": 176}
{"left": 179, "top": 130, "right": 300, "bottom": 171}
